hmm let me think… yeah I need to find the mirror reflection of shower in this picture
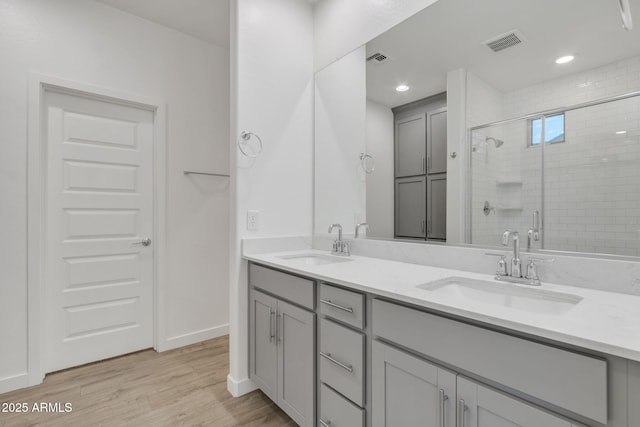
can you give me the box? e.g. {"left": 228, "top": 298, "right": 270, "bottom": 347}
{"left": 473, "top": 136, "right": 505, "bottom": 152}
{"left": 486, "top": 136, "right": 504, "bottom": 148}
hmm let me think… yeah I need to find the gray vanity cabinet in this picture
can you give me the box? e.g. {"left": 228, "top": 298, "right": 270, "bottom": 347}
{"left": 457, "top": 376, "right": 580, "bottom": 427}
{"left": 249, "top": 286, "right": 315, "bottom": 426}
{"left": 372, "top": 340, "right": 582, "bottom": 427}
{"left": 372, "top": 298, "right": 607, "bottom": 426}
{"left": 393, "top": 94, "right": 447, "bottom": 242}
{"left": 395, "top": 176, "right": 426, "bottom": 238}
{"left": 372, "top": 341, "right": 456, "bottom": 427}
{"left": 395, "top": 114, "right": 426, "bottom": 177}
{"left": 427, "top": 109, "right": 447, "bottom": 174}
{"left": 427, "top": 174, "right": 447, "bottom": 240}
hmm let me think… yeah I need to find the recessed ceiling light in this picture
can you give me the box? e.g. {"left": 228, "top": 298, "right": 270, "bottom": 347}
{"left": 396, "top": 84, "right": 410, "bottom": 92}
{"left": 616, "top": 130, "right": 627, "bottom": 135}
{"left": 555, "top": 55, "right": 574, "bottom": 64}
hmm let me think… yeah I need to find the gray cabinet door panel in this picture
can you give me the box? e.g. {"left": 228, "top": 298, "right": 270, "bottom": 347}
{"left": 277, "top": 298, "right": 315, "bottom": 426}
{"left": 395, "top": 176, "right": 426, "bottom": 238}
{"left": 395, "top": 114, "right": 426, "bottom": 177}
{"left": 372, "top": 340, "right": 456, "bottom": 427}
{"left": 249, "top": 289, "right": 277, "bottom": 401}
{"left": 428, "top": 109, "right": 447, "bottom": 174}
{"left": 319, "top": 318, "right": 365, "bottom": 406}
{"left": 458, "top": 376, "right": 574, "bottom": 427}
{"left": 320, "top": 383, "right": 365, "bottom": 427}
{"left": 427, "top": 173, "right": 447, "bottom": 240}
{"left": 372, "top": 299, "right": 607, "bottom": 424}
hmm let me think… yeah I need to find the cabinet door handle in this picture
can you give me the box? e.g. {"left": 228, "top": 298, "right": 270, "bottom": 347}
{"left": 276, "top": 313, "right": 282, "bottom": 344}
{"left": 320, "top": 299, "right": 354, "bottom": 313}
{"left": 422, "top": 156, "right": 426, "bottom": 173}
{"left": 319, "top": 418, "right": 331, "bottom": 427}
{"left": 457, "top": 399, "right": 467, "bottom": 427}
{"left": 269, "top": 308, "right": 275, "bottom": 343}
{"left": 428, "top": 155, "right": 432, "bottom": 172}
{"left": 319, "top": 352, "right": 353, "bottom": 373}
{"left": 439, "top": 389, "right": 448, "bottom": 427}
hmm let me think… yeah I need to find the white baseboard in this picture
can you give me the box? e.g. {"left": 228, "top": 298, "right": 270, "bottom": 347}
{"left": 157, "top": 323, "right": 229, "bottom": 352}
{"left": 227, "top": 374, "right": 257, "bottom": 397}
{"left": 0, "top": 373, "right": 29, "bottom": 394}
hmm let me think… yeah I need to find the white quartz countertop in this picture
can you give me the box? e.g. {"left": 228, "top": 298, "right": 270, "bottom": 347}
{"left": 244, "top": 249, "right": 640, "bottom": 362}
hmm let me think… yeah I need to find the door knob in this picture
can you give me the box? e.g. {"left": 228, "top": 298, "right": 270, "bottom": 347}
{"left": 133, "top": 237, "right": 152, "bottom": 247}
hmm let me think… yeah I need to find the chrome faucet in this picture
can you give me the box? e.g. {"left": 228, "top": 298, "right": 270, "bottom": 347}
{"left": 488, "top": 230, "right": 542, "bottom": 286}
{"left": 328, "top": 223, "right": 350, "bottom": 256}
{"left": 355, "top": 222, "right": 369, "bottom": 239}
{"left": 502, "top": 230, "right": 522, "bottom": 277}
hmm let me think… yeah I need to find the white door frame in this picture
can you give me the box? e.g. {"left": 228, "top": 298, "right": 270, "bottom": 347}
{"left": 27, "top": 73, "right": 167, "bottom": 386}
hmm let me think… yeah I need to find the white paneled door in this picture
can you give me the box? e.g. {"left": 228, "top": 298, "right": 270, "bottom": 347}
{"left": 44, "top": 89, "right": 154, "bottom": 373}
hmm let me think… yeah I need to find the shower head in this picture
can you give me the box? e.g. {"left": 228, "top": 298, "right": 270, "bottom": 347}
{"left": 486, "top": 136, "right": 504, "bottom": 148}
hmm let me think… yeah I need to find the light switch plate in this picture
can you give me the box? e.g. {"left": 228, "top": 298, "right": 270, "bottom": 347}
{"left": 247, "top": 210, "right": 259, "bottom": 231}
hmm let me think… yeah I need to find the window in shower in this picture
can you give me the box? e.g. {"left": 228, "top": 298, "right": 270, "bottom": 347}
{"left": 528, "top": 113, "right": 565, "bottom": 146}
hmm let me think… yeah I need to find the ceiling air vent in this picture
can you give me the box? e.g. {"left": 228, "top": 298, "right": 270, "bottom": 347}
{"left": 366, "top": 52, "right": 389, "bottom": 64}
{"left": 483, "top": 29, "right": 525, "bottom": 53}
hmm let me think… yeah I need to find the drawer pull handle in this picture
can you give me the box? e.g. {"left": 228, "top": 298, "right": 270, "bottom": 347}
{"left": 319, "top": 418, "right": 331, "bottom": 427}
{"left": 320, "top": 352, "right": 354, "bottom": 373}
{"left": 457, "top": 399, "right": 467, "bottom": 427}
{"left": 320, "top": 299, "right": 354, "bottom": 313}
{"left": 439, "top": 389, "right": 448, "bottom": 427}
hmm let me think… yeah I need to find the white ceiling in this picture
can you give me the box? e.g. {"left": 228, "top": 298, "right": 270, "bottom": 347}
{"left": 367, "top": 0, "right": 640, "bottom": 108}
{"left": 97, "top": 0, "right": 230, "bottom": 47}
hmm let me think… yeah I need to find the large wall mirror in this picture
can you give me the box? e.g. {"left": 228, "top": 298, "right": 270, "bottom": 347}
{"left": 314, "top": 0, "right": 640, "bottom": 258}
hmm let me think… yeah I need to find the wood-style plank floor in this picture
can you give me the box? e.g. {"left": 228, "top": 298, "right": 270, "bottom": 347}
{"left": 0, "top": 336, "right": 295, "bottom": 427}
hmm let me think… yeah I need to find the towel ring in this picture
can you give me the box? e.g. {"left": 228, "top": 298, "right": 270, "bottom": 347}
{"left": 360, "top": 153, "right": 375, "bottom": 174}
{"left": 237, "top": 131, "right": 263, "bottom": 158}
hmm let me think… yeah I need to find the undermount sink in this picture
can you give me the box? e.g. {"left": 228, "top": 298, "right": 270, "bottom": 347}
{"left": 277, "top": 253, "right": 353, "bottom": 266}
{"left": 417, "top": 276, "right": 582, "bottom": 315}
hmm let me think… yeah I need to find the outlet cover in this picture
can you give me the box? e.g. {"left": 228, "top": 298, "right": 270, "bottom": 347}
{"left": 247, "top": 210, "right": 259, "bottom": 231}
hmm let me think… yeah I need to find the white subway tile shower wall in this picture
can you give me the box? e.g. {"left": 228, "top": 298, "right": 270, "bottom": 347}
{"left": 468, "top": 55, "right": 640, "bottom": 256}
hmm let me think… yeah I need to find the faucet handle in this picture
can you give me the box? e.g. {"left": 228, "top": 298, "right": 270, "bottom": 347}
{"left": 355, "top": 222, "right": 369, "bottom": 239}
{"left": 525, "top": 257, "right": 553, "bottom": 283}
{"left": 485, "top": 253, "right": 508, "bottom": 276}
{"left": 525, "top": 258, "right": 539, "bottom": 281}
{"left": 342, "top": 242, "right": 350, "bottom": 256}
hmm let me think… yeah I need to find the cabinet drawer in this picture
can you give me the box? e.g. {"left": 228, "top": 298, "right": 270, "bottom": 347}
{"left": 249, "top": 263, "right": 314, "bottom": 309}
{"left": 320, "top": 383, "right": 365, "bottom": 427}
{"left": 373, "top": 299, "right": 607, "bottom": 424}
{"left": 320, "top": 318, "right": 365, "bottom": 406}
{"left": 319, "top": 283, "right": 365, "bottom": 329}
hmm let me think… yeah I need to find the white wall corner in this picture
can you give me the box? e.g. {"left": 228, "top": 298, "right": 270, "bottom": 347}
{"left": 446, "top": 68, "right": 467, "bottom": 244}
{"left": 227, "top": 373, "right": 258, "bottom": 397}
